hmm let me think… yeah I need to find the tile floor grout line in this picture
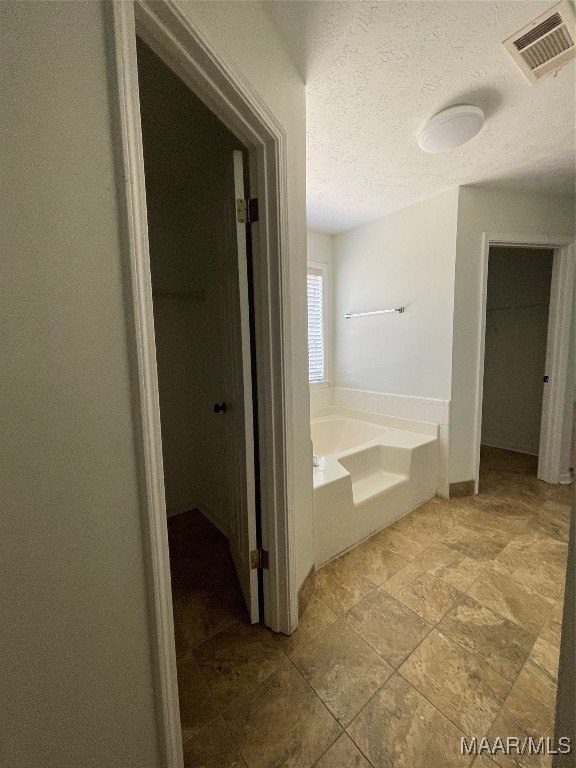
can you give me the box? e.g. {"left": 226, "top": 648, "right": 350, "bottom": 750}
{"left": 391, "top": 591, "right": 526, "bottom": 741}
{"left": 289, "top": 610, "right": 400, "bottom": 725}
{"left": 309, "top": 730, "right": 376, "bottom": 768}
{"left": 283, "top": 653, "right": 346, "bottom": 760}
{"left": 342, "top": 589, "right": 435, "bottom": 670}
{"left": 394, "top": 665, "right": 489, "bottom": 742}
{"left": 289, "top": 611, "right": 340, "bottom": 655}
{"left": 513, "top": 651, "right": 559, "bottom": 705}
{"left": 189, "top": 651, "right": 250, "bottom": 764}
{"left": 464, "top": 567, "right": 557, "bottom": 633}
{"left": 281, "top": 596, "right": 340, "bottom": 658}
{"left": 189, "top": 615, "right": 244, "bottom": 652}
{"left": 419, "top": 624, "right": 519, "bottom": 715}
{"left": 397, "top": 577, "right": 562, "bottom": 740}
{"left": 343, "top": 672, "right": 400, "bottom": 738}
{"left": 171, "top": 455, "right": 571, "bottom": 767}
{"left": 194, "top": 642, "right": 299, "bottom": 766}
{"left": 433, "top": 604, "right": 538, "bottom": 688}
{"left": 457, "top": 560, "right": 491, "bottom": 596}
{"left": 476, "top": 673, "right": 539, "bottom": 762}
{"left": 344, "top": 666, "right": 478, "bottom": 764}
{"left": 178, "top": 597, "right": 295, "bottom": 762}
{"left": 482, "top": 556, "right": 565, "bottom": 605}
{"left": 339, "top": 729, "right": 377, "bottom": 768}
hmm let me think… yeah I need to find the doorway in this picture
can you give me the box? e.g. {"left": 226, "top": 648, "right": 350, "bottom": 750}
{"left": 136, "top": 37, "right": 261, "bottom": 624}
{"left": 474, "top": 236, "right": 575, "bottom": 491}
{"left": 114, "top": 3, "right": 296, "bottom": 763}
{"left": 479, "top": 246, "right": 554, "bottom": 487}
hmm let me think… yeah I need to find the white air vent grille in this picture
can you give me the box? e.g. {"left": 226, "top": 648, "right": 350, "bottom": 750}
{"left": 503, "top": 1, "right": 576, "bottom": 84}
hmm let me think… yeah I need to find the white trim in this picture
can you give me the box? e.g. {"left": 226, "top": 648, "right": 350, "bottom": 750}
{"left": 232, "top": 148, "right": 259, "bottom": 623}
{"left": 135, "top": 0, "right": 296, "bottom": 631}
{"left": 474, "top": 233, "right": 575, "bottom": 491}
{"left": 539, "top": 242, "right": 576, "bottom": 483}
{"left": 166, "top": 503, "right": 197, "bottom": 519}
{"left": 480, "top": 441, "right": 538, "bottom": 457}
{"left": 134, "top": 2, "right": 296, "bottom": 628}
{"left": 486, "top": 234, "right": 573, "bottom": 249}
{"left": 166, "top": 504, "right": 230, "bottom": 539}
{"left": 112, "top": 4, "right": 183, "bottom": 766}
{"left": 112, "top": 2, "right": 296, "bottom": 764}
{"left": 197, "top": 503, "right": 230, "bottom": 540}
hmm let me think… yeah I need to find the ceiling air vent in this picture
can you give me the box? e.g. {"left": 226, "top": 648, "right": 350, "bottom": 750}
{"left": 503, "top": 0, "right": 576, "bottom": 84}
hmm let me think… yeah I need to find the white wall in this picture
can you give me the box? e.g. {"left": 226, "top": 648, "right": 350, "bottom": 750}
{"left": 0, "top": 3, "right": 160, "bottom": 766}
{"left": 138, "top": 38, "right": 242, "bottom": 529}
{"left": 0, "top": 1, "right": 308, "bottom": 765}
{"left": 307, "top": 229, "right": 333, "bottom": 267}
{"left": 450, "top": 186, "right": 575, "bottom": 483}
{"left": 481, "top": 247, "right": 553, "bottom": 455}
{"left": 333, "top": 189, "right": 459, "bottom": 400}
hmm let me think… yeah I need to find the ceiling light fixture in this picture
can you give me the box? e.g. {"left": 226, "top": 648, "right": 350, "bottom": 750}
{"left": 418, "top": 105, "right": 485, "bottom": 153}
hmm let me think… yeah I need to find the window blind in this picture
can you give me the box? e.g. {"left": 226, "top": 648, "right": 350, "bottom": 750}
{"left": 307, "top": 269, "right": 324, "bottom": 382}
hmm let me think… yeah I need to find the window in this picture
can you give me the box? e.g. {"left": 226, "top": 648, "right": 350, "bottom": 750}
{"left": 307, "top": 265, "right": 326, "bottom": 383}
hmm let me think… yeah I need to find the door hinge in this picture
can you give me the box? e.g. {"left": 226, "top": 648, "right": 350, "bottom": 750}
{"left": 236, "top": 198, "right": 259, "bottom": 224}
{"left": 250, "top": 547, "right": 269, "bottom": 570}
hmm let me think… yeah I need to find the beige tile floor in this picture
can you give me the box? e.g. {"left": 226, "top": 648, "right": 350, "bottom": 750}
{"left": 169, "top": 447, "right": 571, "bottom": 768}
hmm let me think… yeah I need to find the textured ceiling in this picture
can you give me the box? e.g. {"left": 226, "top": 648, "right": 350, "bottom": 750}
{"left": 265, "top": 1, "right": 576, "bottom": 233}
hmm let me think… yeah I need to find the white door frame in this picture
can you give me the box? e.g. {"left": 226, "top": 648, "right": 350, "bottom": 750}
{"left": 474, "top": 233, "right": 575, "bottom": 491}
{"left": 112, "top": 2, "right": 296, "bottom": 765}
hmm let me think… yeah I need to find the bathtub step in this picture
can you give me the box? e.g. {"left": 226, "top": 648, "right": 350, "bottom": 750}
{"left": 350, "top": 470, "right": 408, "bottom": 505}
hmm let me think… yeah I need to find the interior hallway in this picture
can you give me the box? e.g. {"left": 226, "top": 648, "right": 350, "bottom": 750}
{"left": 169, "top": 449, "right": 571, "bottom": 768}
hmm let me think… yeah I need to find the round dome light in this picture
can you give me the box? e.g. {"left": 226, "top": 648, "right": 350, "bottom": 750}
{"left": 418, "top": 105, "right": 484, "bottom": 153}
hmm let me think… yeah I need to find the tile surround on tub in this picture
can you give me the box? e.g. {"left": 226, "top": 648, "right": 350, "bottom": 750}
{"left": 310, "top": 386, "right": 335, "bottom": 411}
{"left": 310, "top": 387, "right": 450, "bottom": 430}
{"left": 332, "top": 388, "right": 450, "bottom": 426}
{"left": 364, "top": 392, "right": 379, "bottom": 414}
{"left": 311, "top": 386, "right": 451, "bottom": 498}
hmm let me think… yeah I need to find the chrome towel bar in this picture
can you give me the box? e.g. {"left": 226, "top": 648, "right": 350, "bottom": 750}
{"left": 344, "top": 307, "right": 405, "bottom": 319}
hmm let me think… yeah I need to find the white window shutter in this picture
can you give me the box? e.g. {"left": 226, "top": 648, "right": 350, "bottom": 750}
{"left": 307, "top": 270, "right": 324, "bottom": 382}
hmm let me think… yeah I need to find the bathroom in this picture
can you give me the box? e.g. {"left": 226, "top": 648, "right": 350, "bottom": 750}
{"left": 137, "top": 7, "right": 576, "bottom": 765}
{"left": 308, "top": 203, "right": 454, "bottom": 568}
{"left": 4, "top": 2, "right": 575, "bottom": 766}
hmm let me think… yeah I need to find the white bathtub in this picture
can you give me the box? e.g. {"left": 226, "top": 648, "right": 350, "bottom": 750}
{"left": 312, "top": 408, "right": 438, "bottom": 566}
{"left": 312, "top": 418, "right": 387, "bottom": 456}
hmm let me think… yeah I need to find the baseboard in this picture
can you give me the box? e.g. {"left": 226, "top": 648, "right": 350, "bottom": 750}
{"left": 449, "top": 480, "right": 476, "bottom": 498}
{"left": 167, "top": 500, "right": 230, "bottom": 539}
{"left": 197, "top": 503, "right": 229, "bottom": 539}
{"left": 166, "top": 502, "right": 197, "bottom": 519}
{"left": 298, "top": 565, "right": 316, "bottom": 619}
{"left": 481, "top": 441, "right": 538, "bottom": 457}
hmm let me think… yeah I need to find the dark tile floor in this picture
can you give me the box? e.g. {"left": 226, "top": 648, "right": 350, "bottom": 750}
{"left": 168, "top": 447, "right": 572, "bottom": 768}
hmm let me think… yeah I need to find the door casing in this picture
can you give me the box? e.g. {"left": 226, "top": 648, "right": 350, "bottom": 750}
{"left": 112, "top": 2, "right": 297, "bottom": 766}
{"left": 475, "top": 233, "right": 575, "bottom": 491}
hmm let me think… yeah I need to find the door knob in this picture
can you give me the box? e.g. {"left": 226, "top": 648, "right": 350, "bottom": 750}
{"left": 213, "top": 402, "right": 227, "bottom": 414}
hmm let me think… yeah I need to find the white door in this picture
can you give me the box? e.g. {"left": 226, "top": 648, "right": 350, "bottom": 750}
{"left": 214, "top": 150, "right": 259, "bottom": 622}
{"left": 538, "top": 242, "right": 575, "bottom": 483}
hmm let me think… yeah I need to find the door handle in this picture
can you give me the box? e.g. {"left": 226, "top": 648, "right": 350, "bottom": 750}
{"left": 213, "top": 402, "right": 227, "bottom": 414}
